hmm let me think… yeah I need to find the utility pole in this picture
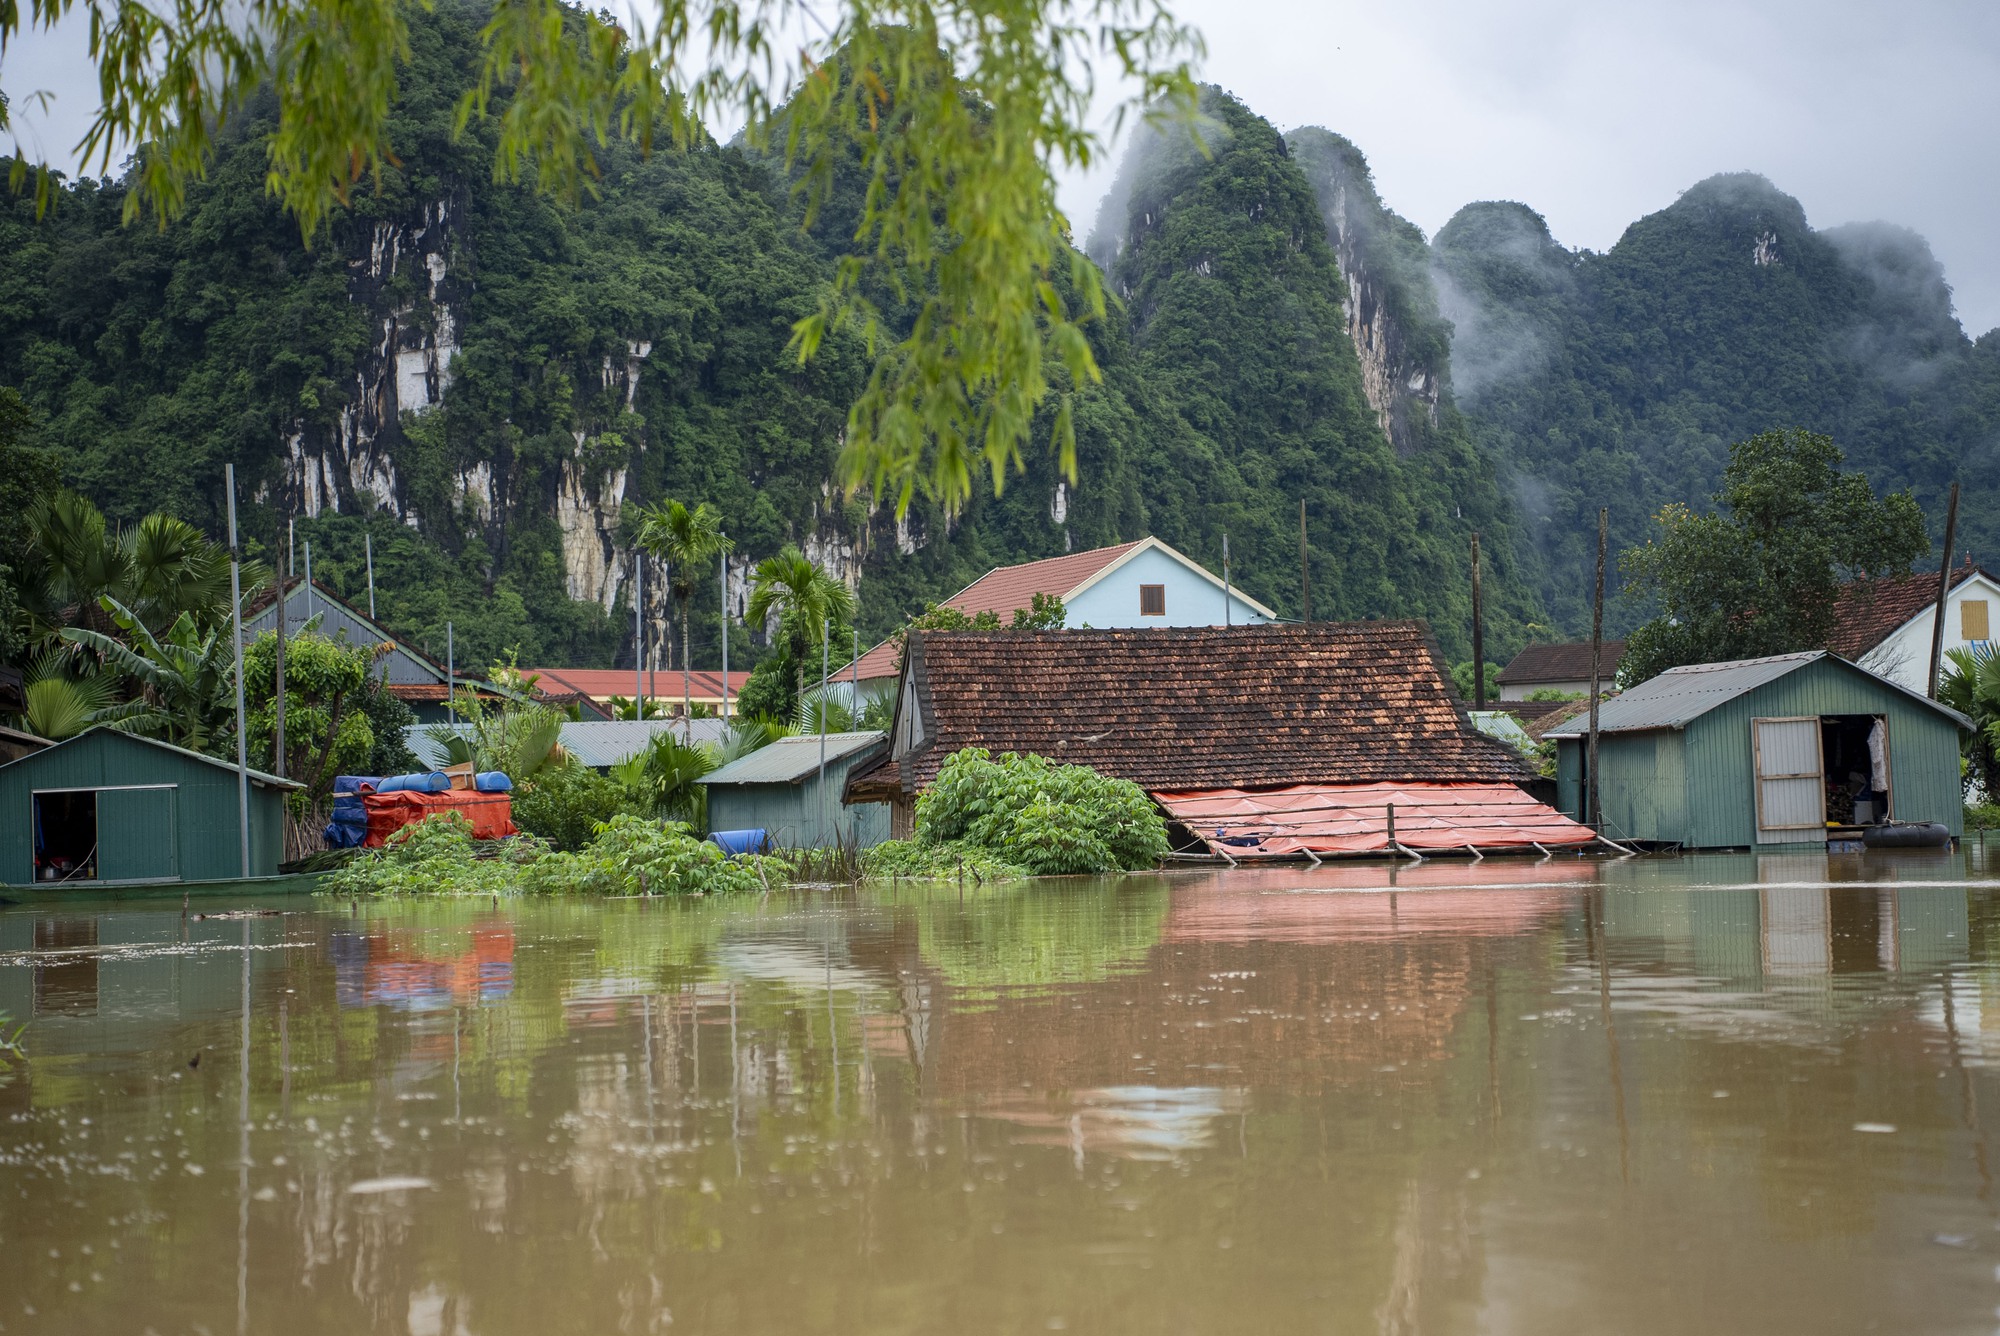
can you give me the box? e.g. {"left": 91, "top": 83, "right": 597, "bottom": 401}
{"left": 719, "top": 551, "right": 730, "bottom": 722}
{"left": 364, "top": 531, "right": 376, "bottom": 620}
{"left": 225, "top": 466, "right": 251, "bottom": 880}
{"left": 817, "top": 619, "right": 830, "bottom": 844}
{"left": 303, "top": 539, "right": 316, "bottom": 619}
{"left": 446, "top": 622, "right": 455, "bottom": 725}
{"left": 1470, "top": 532, "right": 1486, "bottom": 712}
{"left": 1928, "top": 481, "right": 1962, "bottom": 699}
{"left": 1587, "top": 508, "right": 1608, "bottom": 829}
{"left": 634, "top": 554, "right": 646, "bottom": 719}
{"left": 1222, "top": 532, "right": 1232, "bottom": 628}
{"left": 1299, "top": 499, "right": 1312, "bottom": 623}
{"left": 272, "top": 513, "right": 288, "bottom": 779}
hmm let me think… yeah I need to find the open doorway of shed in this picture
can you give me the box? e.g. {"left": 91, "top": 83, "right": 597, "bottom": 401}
{"left": 32, "top": 791, "right": 98, "bottom": 882}
{"left": 1821, "top": 715, "right": 1889, "bottom": 825}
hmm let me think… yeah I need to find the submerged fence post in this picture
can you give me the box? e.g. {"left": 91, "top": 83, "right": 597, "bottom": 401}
{"left": 1386, "top": 802, "right": 1396, "bottom": 847}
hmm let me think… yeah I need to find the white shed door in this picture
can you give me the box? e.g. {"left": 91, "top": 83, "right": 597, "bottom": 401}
{"left": 1753, "top": 717, "right": 1824, "bottom": 843}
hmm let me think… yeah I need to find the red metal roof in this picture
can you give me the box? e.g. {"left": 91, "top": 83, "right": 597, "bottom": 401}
{"left": 524, "top": 668, "right": 752, "bottom": 700}
{"left": 945, "top": 541, "right": 1142, "bottom": 618}
{"left": 1153, "top": 782, "right": 1596, "bottom": 856}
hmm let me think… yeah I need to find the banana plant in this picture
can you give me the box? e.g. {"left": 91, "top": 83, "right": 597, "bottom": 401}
{"left": 1941, "top": 645, "right": 2000, "bottom": 799}
{"left": 58, "top": 598, "right": 236, "bottom": 752}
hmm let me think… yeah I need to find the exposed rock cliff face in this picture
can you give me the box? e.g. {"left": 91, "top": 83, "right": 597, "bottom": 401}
{"left": 1286, "top": 129, "right": 1452, "bottom": 457}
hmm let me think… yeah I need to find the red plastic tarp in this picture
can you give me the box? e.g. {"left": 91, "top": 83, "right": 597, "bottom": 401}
{"left": 1151, "top": 782, "right": 1597, "bottom": 857}
{"left": 362, "top": 789, "right": 518, "bottom": 847}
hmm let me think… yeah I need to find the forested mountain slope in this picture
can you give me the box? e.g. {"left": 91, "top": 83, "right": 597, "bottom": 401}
{"left": 1433, "top": 174, "right": 2000, "bottom": 628}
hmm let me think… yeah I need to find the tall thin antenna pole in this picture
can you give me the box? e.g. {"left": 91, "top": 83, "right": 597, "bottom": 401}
{"left": 1929, "top": 481, "right": 1962, "bottom": 699}
{"left": 1587, "top": 508, "right": 1608, "bottom": 829}
{"left": 364, "top": 531, "right": 376, "bottom": 620}
{"left": 1470, "top": 532, "right": 1486, "bottom": 712}
{"left": 818, "top": 619, "right": 829, "bottom": 844}
{"left": 1299, "top": 500, "right": 1312, "bottom": 623}
{"left": 225, "top": 465, "right": 251, "bottom": 881}
{"left": 719, "top": 551, "right": 730, "bottom": 722}
{"left": 446, "top": 621, "right": 455, "bottom": 725}
{"left": 303, "top": 539, "right": 316, "bottom": 620}
{"left": 852, "top": 626, "right": 861, "bottom": 721}
{"left": 1222, "top": 532, "right": 1232, "bottom": 628}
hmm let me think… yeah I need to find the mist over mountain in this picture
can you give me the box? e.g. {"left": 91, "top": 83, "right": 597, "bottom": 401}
{"left": 4, "top": 14, "right": 1993, "bottom": 671}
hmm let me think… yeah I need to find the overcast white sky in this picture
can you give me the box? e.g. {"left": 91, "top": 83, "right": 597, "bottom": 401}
{"left": 8, "top": 0, "right": 2000, "bottom": 331}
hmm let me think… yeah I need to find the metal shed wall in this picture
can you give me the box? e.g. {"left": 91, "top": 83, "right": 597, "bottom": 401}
{"left": 707, "top": 752, "right": 891, "bottom": 849}
{"left": 0, "top": 731, "right": 290, "bottom": 885}
{"left": 1557, "top": 657, "right": 1964, "bottom": 849}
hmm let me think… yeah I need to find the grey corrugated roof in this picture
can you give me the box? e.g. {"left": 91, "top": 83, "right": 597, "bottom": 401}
{"left": 404, "top": 718, "right": 729, "bottom": 771}
{"left": 1545, "top": 651, "right": 1972, "bottom": 737}
{"left": 0, "top": 725, "right": 303, "bottom": 789}
{"left": 698, "top": 732, "right": 886, "bottom": 786}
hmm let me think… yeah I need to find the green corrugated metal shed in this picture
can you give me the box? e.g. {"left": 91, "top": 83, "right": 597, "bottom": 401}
{"left": 1552, "top": 653, "right": 1969, "bottom": 850}
{"left": 698, "top": 732, "right": 891, "bottom": 849}
{"left": 0, "top": 728, "right": 299, "bottom": 886}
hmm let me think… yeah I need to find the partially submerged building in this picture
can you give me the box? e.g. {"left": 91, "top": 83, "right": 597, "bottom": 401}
{"left": 1546, "top": 652, "right": 1969, "bottom": 849}
{"left": 844, "top": 623, "right": 1596, "bottom": 857}
{"left": 0, "top": 727, "right": 300, "bottom": 885}
{"left": 700, "top": 732, "right": 889, "bottom": 849}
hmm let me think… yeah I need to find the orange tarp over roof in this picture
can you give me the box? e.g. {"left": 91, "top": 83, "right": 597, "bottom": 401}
{"left": 1152, "top": 782, "right": 1597, "bottom": 856}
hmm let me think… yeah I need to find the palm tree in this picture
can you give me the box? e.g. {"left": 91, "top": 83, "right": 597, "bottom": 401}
{"left": 745, "top": 546, "right": 856, "bottom": 711}
{"left": 16, "top": 650, "right": 138, "bottom": 741}
{"left": 22, "top": 492, "right": 253, "bottom": 644}
{"left": 1941, "top": 646, "right": 2000, "bottom": 799}
{"left": 635, "top": 500, "right": 735, "bottom": 735}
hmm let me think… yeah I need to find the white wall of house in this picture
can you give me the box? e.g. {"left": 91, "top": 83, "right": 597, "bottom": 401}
{"left": 1858, "top": 572, "right": 2000, "bottom": 692}
{"left": 1065, "top": 546, "right": 1271, "bottom": 628}
{"left": 1498, "top": 678, "right": 1595, "bottom": 701}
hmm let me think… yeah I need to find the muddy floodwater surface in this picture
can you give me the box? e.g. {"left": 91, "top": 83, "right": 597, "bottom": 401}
{"left": 7, "top": 850, "right": 2000, "bottom": 1334}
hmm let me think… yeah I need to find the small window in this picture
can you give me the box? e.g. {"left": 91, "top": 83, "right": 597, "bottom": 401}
{"left": 1963, "top": 599, "right": 1990, "bottom": 641}
{"left": 1139, "top": 584, "right": 1166, "bottom": 617}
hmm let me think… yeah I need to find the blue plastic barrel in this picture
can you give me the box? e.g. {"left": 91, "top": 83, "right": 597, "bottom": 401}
{"left": 375, "top": 771, "right": 451, "bottom": 794}
{"left": 710, "top": 829, "right": 770, "bottom": 856}
{"left": 473, "top": 771, "right": 513, "bottom": 793}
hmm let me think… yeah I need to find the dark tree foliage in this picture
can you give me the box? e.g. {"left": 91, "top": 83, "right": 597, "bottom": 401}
{"left": 1618, "top": 429, "right": 1928, "bottom": 685}
{"left": 1433, "top": 174, "right": 2000, "bottom": 633}
{"left": 0, "top": 388, "right": 59, "bottom": 663}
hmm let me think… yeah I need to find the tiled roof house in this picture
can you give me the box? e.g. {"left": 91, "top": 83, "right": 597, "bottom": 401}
{"left": 845, "top": 623, "right": 1529, "bottom": 837}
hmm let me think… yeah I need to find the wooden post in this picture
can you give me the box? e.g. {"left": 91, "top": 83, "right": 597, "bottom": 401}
{"left": 1929, "top": 481, "right": 1961, "bottom": 699}
{"left": 1587, "top": 507, "right": 1608, "bottom": 830}
{"left": 1470, "top": 532, "right": 1486, "bottom": 712}
{"left": 1385, "top": 802, "right": 1396, "bottom": 846}
{"left": 1299, "top": 499, "right": 1312, "bottom": 623}
{"left": 225, "top": 465, "right": 251, "bottom": 881}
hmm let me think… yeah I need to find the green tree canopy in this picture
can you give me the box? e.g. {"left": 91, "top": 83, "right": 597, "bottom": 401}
{"left": 7, "top": 0, "right": 1201, "bottom": 516}
{"left": 1618, "top": 428, "right": 1930, "bottom": 685}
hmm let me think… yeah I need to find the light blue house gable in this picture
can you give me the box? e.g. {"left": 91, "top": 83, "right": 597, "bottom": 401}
{"left": 1062, "top": 539, "right": 1274, "bottom": 628}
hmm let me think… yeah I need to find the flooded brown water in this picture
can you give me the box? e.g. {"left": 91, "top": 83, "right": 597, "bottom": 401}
{"left": 6, "top": 848, "right": 2000, "bottom": 1334}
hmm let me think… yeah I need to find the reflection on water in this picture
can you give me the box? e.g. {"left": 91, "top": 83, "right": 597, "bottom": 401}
{"left": 4, "top": 847, "right": 2000, "bottom": 1333}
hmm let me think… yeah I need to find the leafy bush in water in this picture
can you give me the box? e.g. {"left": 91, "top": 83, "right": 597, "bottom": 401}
{"left": 319, "top": 813, "right": 540, "bottom": 896}
{"left": 514, "top": 815, "right": 777, "bottom": 896}
{"left": 862, "top": 838, "right": 1027, "bottom": 882}
{"left": 321, "top": 812, "right": 779, "bottom": 896}
{"left": 511, "top": 765, "right": 647, "bottom": 850}
{"left": 911, "top": 749, "right": 1168, "bottom": 875}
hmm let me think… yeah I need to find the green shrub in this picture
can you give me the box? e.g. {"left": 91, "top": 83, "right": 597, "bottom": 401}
{"left": 862, "top": 838, "right": 1027, "bottom": 882}
{"left": 319, "top": 813, "right": 543, "bottom": 896}
{"left": 1966, "top": 802, "right": 2000, "bottom": 832}
{"left": 511, "top": 765, "right": 645, "bottom": 850}
{"left": 320, "top": 811, "right": 780, "bottom": 896}
{"left": 909, "top": 749, "right": 1169, "bottom": 875}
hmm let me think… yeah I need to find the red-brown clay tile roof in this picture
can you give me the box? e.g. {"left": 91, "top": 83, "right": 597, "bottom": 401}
{"left": 849, "top": 639, "right": 905, "bottom": 682}
{"left": 1495, "top": 640, "right": 1626, "bottom": 686}
{"left": 852, "top": 622, "right": 1527, "bottom": 799}
{"left": 945, "top": 542, "right": 1142, "bottom": 618}
{"left": 1827, "top": 559, "right": 1988, "bottom": 659}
